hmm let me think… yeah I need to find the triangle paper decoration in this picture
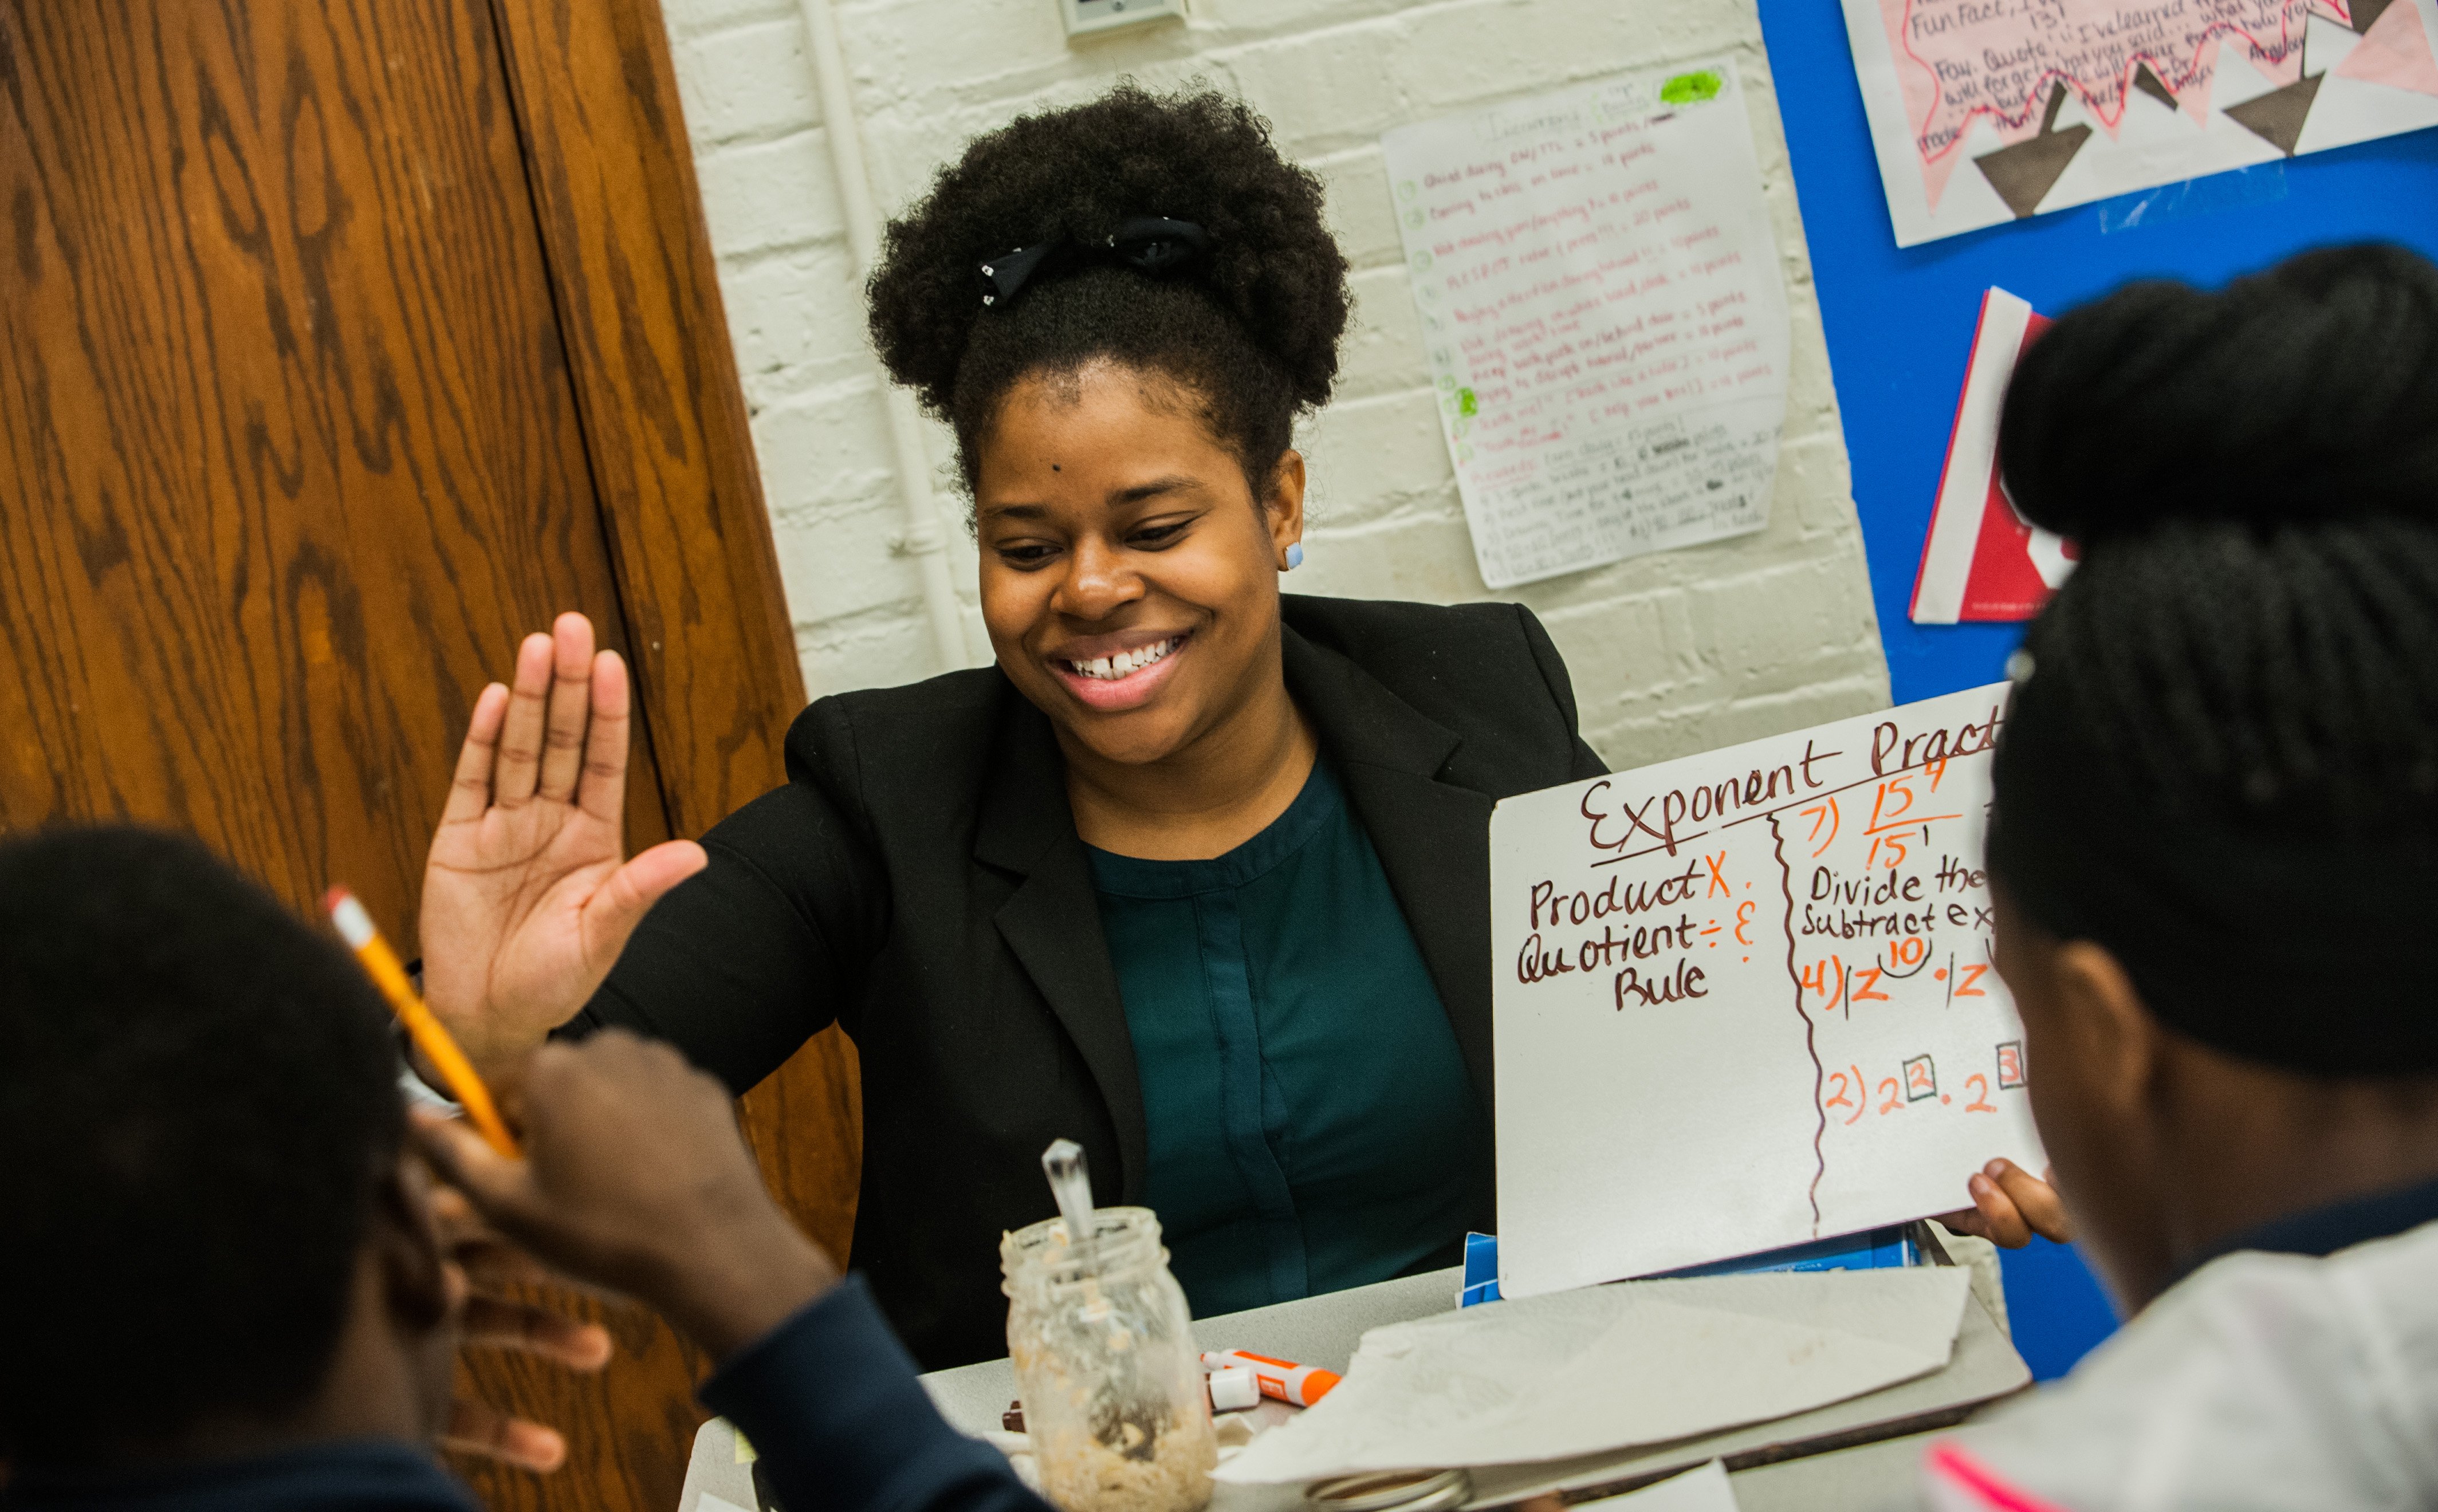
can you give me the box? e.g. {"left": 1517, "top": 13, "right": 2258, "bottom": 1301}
{"left": 2335, "top": 0, "right": 2438, "bottom": 94}
{"left": 1909, "top": 288, "right": 2078, "bottom": 624}
{"left": 2226, "top": 70, "right": 2327, "bottom": 153}
{"left": 1971, "top": 84, "right": 2095, "bottom": 219}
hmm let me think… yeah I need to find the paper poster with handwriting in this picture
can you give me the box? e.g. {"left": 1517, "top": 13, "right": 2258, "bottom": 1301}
{"left": 1381, "top": 61, "right": 1789, "bottom": 589}
{"left": 1491, "top": 686, "right": 2046, "bottom": 1300}
{"left": 1846, "top": 0, "right": 2438, "bottom": 245}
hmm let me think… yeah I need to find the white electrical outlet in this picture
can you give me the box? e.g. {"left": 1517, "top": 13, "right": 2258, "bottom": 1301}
{"left": 1060, "top": 0, "right": 1184, "bottom": 38}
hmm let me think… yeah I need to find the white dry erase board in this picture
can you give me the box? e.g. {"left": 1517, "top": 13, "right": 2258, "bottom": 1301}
{"left": 1491, "top": 685, "right": 2045, "bottom": 1299}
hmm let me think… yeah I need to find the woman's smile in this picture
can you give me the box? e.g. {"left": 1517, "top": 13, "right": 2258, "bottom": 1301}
{"left": 1048, "top": 629, "right": 1194, "bottom": 711}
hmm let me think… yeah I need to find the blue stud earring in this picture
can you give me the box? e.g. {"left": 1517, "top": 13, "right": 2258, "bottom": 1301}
{"left": 1284, "top": 542, "right": 1305, "bottom": 571}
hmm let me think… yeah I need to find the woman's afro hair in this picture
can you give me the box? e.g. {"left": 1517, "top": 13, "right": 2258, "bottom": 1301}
{"left": 867, "top": 84, "right": 1351, "bottom": 491}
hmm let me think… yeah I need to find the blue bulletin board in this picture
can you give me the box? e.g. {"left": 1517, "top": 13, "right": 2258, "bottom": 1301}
{"left": 1750, "top": 0, "right": 2438, "bottom": 1375}
{"left": 1754, "top": 2, "right": 2438, "bottom": 707}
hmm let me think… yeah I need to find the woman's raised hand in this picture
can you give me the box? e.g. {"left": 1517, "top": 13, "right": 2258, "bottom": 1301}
{"left": 419, "top": 613, "right": 708, "bottom": 1076}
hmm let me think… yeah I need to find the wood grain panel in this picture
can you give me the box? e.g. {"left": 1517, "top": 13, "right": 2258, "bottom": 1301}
{"left": 0, "top": 3, "right": 705, "bottom": 1510}
{"left": 0, "top": 0, "right": 671, "bottom": 932}
{"left": 3, "top": 0, "right": 870, "bottom": 1503}
{"left": 448, "top": 1286, "right": 712, "bottom": 1512}
{"left": 474, "top": 0, "right": 872, "bottom": 1499}
{"left": 483, "top": 0, "right": 807, "bottom": 833}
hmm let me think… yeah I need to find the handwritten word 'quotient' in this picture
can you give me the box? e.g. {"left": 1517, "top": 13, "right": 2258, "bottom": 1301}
{"left": 1517, "top": 912, "right": 1705, "bottom": 979}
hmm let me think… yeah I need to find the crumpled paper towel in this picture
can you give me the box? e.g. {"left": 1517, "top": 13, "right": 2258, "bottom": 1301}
{"left": 1217, "top": 1267, "right": 1969, "bottom": 1482}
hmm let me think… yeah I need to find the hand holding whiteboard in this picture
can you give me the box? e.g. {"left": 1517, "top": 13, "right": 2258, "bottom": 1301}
{"left": 1491, "top": 686, "right": 2043, "bottom": 1298}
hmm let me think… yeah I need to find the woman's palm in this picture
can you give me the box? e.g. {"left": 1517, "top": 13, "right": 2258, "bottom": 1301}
{"left": 419, "top": 615, "right": 705, "bottom": 1075}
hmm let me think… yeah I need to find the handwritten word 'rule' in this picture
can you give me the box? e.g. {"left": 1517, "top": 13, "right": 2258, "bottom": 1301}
{"left": 1382, "top": 60, "right": 1791, "bottom": 589}
{"left": 1489, "top": 684, "right": 2045, "bottom": 1300}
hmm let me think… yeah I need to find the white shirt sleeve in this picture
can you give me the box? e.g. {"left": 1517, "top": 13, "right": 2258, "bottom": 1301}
{"left": 395, "top": 1027, "right": 463, "bottom": 1116}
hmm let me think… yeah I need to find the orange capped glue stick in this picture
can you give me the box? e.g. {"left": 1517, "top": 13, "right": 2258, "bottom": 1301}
{"left": 1200, "top": 1349, "right": 1341, "bottom": 1407}
{"left": 325, "top": 888, "right": 521, "bottom": 1158}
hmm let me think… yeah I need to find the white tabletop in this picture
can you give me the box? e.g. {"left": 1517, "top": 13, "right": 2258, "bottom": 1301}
{"left": 679, "top": 1266, "right": 2028, "bottom": 1512}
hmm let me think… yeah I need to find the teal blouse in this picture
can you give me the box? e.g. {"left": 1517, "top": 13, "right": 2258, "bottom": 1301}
{"left": 1086, "top": 760, "right": 1491, "bottom": 1316}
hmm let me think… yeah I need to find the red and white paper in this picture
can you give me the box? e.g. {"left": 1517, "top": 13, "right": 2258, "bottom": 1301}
{"left": 1909, "top": 289, "right": 2076, "bottom": 625}
{"left": 1845, "top": 0, "right": 2438, "bottom": 246}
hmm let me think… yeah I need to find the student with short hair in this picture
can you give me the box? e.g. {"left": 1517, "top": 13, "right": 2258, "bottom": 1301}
{"left": 0, "top": 826, "right": 1043, "bottom": 1512}
{"left": 1923, "top": 243, "right": 2438, "bottom": 1509}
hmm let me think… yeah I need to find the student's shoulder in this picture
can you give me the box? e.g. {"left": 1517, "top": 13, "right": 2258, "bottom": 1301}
{"left": 1280, "top": 592, "right": 1555, "bottom": 672}
{"left": 1928, "top": 1229, "right": 2438, "bottom": 1510}
{"left": 684, "top": 671, "right": 1019, "bottom": 903}
{"left": 1281, "top": 593, "right": 1596, "bottom": 785}
{"left": 778, "top": 667, "right": 1016, "bottom": 812}
{"left": 1280, "top": 593, "right": 1576, "bottom": 723}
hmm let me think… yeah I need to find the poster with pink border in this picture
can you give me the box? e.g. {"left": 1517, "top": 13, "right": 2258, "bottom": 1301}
{"left": 1842, "top": 0, "right": 2438, "bottom": 244}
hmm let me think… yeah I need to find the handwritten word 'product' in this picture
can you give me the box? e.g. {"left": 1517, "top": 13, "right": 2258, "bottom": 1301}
{"left": 1490, "top": 686, "right": 2044, "bottom": 1300}
{"left": 1381, "top": 60, "right": 1790, "bottom": 588}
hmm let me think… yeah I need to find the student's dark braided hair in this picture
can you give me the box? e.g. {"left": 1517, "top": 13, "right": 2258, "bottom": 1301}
{"left": 866, "top": 84, "right": 1351, "bottom": 498}
{"left": 1987, "top": 245, "right": 2438, "bottom": 1074}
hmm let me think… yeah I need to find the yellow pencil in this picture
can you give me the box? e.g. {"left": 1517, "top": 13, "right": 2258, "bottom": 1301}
{"left": 324, "top": 887, "right": 521, "bottom": 1157}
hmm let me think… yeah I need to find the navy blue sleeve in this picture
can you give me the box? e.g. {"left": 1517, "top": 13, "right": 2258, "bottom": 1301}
{"left": 700, "top": 1275, "right": 1052, "bottom": 1512}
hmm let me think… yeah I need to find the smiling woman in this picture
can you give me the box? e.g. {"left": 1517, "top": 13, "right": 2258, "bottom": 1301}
{"left": 973, "top": 366, "right": 1319, "bottom": 854}
{"left": 410, "top": 86, "right": 2045, "bottom": 1369}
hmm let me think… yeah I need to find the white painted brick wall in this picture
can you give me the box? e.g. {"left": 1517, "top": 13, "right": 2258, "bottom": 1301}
{"left": 662, "top": 0, "right": 1893, "bottom": 767}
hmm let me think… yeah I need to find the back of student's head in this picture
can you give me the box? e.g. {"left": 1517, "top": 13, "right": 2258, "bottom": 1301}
{"left": 0, "top": 826, "right": 403, "bottom": 1466}
{"left": 1989, "top": 243, "right": 2438, "bottom": 1074}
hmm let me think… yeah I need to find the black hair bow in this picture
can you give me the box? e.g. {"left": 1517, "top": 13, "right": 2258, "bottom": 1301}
{"left": 978, "top": 217, "right": 1209, "bottom": 307}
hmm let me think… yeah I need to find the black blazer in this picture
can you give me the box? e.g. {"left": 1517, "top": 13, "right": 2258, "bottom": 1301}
{"left": 579, "top": 594, "right": 1607, "bottom": 1367}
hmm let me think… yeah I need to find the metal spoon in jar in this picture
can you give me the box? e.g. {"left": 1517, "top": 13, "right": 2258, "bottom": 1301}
{"left": 1041, "top": 1137, "right": 1098, "bottom": 1271}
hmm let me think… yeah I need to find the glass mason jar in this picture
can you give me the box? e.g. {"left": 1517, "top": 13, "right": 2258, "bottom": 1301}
{"left": 1002, "top": 1207, "right": 1216, "bottom": 1512}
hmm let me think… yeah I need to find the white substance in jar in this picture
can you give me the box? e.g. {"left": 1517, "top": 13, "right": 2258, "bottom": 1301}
{"left": 1004, "top": 1210, "right": 1217, "bottom": 1512}
{"left": 1034, "top": 1405, "right": 1216, "bottom": 1512}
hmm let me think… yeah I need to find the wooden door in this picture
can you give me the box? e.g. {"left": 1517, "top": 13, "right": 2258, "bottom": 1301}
{"left": 0, "top": 1, "right": 860, "bottom": 1508}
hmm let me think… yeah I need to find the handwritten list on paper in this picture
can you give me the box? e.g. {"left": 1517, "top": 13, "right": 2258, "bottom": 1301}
{"left": 1489, "top": 686, "right": 2045, "bottom": 1300}
{"left": 1382, "top": 61, "right": 1791, "bottom": 589}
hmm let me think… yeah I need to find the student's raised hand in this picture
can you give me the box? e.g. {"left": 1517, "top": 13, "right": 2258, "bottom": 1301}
{"left": 419, "top": 613, "right": 708, "bottom": 1078}
{"left": 428, "top": 1185, "right": 613, "bottom": 1472}
{"left": 1939, "top": 1159, "right": 2073, "bottom": 1247}
{"left": 411, "top": 1030, "right": 840, "bottom": 1361}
